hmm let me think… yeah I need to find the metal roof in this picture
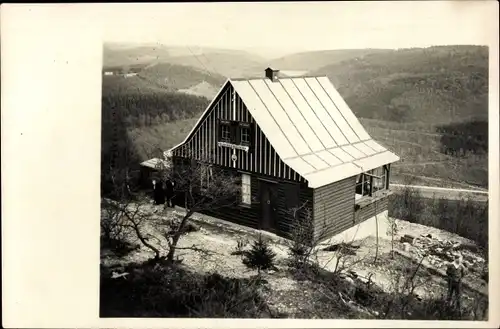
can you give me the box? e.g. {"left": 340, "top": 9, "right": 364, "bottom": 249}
{"left": 231, "top": 76, "right": 400, "bottom": 188}
{"left": 169, "top": 75, "right": 400, "bottom": 188}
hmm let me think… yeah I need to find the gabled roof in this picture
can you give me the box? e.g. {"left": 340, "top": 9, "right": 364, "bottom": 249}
{"left": 169, "top": 75, "right": 399, "bottom": 188}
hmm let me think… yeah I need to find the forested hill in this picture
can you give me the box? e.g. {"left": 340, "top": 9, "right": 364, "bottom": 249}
{"left": 102, "top": 74, "right": 211, "bottom": 127}
{"left": 313, "top": 45, "right": 489, "bottom": 125}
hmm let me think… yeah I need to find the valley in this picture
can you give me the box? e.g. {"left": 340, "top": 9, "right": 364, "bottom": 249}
{"left": 101, "top": 44, "right": 489, "bottom": 190}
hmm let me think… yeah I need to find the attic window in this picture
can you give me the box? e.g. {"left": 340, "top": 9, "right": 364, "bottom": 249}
{"left": 240, "top": 125, "right": 251, "bottom": 144}
{"left": 220, "top": 122, "right": 231, "bottom": 142}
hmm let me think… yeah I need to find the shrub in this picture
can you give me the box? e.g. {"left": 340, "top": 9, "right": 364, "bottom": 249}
{"left": 242, "top": 234, "right": 277, "bottom": 275}
{"left": 388, "top": 188, "right": 488, "bottom": 248}
{"left": 100, "top": 261, "right": 270, "bottom": 318}
{"left": 231, "top": 237, "right": 249, "bottom": 256}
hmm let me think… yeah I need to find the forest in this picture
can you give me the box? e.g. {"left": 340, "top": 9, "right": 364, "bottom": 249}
{"left": 315, "top": 45, "right": 488, "bottom": 125}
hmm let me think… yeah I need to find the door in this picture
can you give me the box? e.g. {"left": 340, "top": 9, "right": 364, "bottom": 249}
{"left": 259, "top": 180, "right": 277, "bottom": 232}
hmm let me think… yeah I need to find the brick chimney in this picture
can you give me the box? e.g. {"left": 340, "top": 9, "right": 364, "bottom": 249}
{"left": 265, "top": 67, "right": 279, "bottom": 82}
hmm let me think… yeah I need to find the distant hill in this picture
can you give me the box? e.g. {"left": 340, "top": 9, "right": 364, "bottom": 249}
{"left": 103, "top": 43, "right": 267, "bottom": 78}
{"left": 177, "top": 81, "right": 220, "bottom": 100}
{"left": 103, "top": 62, "right": 225, "bottom": 98}
{"left": 137, "top": 62, "right": 225, "bottom": 91}
{"left": 312, "top": 45, "right": 489, "bottom": 125}
{"left": 263, "top": 49, "right": 392, "bottom": 73}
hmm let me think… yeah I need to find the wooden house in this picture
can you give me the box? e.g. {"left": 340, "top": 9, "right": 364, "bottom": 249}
{"left": 167, "top": 68, "right": 400, "bottom": 243}
{"left": 138, "top": 157, "right": 171, "bottom": 189}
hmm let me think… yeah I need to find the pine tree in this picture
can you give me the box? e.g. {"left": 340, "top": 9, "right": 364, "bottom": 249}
{"left": 242, "top": 234, "right": 276, "bottom": 276}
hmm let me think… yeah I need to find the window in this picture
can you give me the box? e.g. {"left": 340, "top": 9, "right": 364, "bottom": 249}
{"left": 355, "top": 166, "right": 389, "bottom": 200}
{"left": 200, "top": 165, "right": 213, "bottom": 191}
{"left": 218, "top": 120, "right": 253, "bottom": 148}
{"left": 355, "top": 173, "right": 371, "bottom": 199}
{"left": 221, "top": 124, "right": 231, "bottom": 142}
{"left": 372, "top": 166, "right": 388, "bottom": 193}
{"left": 240, "top": 126, "right": 251, "bottom": 144}
{"left": 241, "top": 173, "right": 251, "bottom": 205}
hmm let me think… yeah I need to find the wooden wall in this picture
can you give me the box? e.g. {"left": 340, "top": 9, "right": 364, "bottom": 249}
{"left": 312, "top": 175, "right": 391, "bottom": 241}
{"left": 170, "top": 158, "right": 313, "bottom": 240}
{"left": 312, "top": 176, "right": 356, "bottom": 240}
{"left": 354, "top": 197, "right": 389, "bottom": 224}
{"left": 171, "top": 82, "right": 306, "bottom": 183}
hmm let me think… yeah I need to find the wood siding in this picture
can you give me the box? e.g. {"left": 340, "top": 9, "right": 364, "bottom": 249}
{"left": 312, "top": 176, "right": 356, "bottom": 240}
{"left": 171, "top": 82, "right": 306, "bottom": 183}
{"left": 354, "top": 197, "right": 388, "bottom": 224}
{"left": 170, "top": 160, "right": 314, "bottom": 240}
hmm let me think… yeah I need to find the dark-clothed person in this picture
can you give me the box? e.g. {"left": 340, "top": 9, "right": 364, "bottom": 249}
{"left": 152, "top": 179, "right": 165, "bottom": 205}
{"left": 446, "top": 254, "right": 466, "bottom": 309}
{"left": 165, "top": 178, "right": 175, "bottom": 208}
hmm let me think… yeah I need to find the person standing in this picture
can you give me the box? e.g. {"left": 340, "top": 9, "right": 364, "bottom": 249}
{"left": 153, "top": 178, "right": 165, "bottom": 205}
{"left": 446, "top": 253, "right": 466, "bottom": 309}
{"left": 165, "top": 177, "right": 175, "bottom": 208}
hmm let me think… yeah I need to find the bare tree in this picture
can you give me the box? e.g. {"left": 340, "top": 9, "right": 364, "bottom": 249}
{"left": 101, "top": 140, "right": 241, "bottom": 263}
{"left": 155, "top": 148, "right": 241, "bottom": 262}
{"left": 386, "top": 216, "right": 399, "bottom": 259}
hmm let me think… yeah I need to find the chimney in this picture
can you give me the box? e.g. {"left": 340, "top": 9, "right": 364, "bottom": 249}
{"left": 265, "top": 67, "right": 279, "bottom": 82}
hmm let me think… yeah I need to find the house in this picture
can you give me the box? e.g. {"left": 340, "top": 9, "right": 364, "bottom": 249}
{"left": 138, "top": 157, "right": 171, "bottom": 189}
{"left": 167, "top": 67, "right": 400, "bottom": 244}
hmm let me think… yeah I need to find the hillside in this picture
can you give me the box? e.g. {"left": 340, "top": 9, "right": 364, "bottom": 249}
{"left": 102, "top": 63, "right": 225, "bottom": 97}
{"left": 177, "top": 81, "right": 220, "bottom": 100}
{"left": 137, "top": 63, "right": 225, "bottom": 92}
{"left": 163, "top": 51, "right": 265, "bottom": 78}
{"left": 313, "top": 45, "right": 489, "bottom": 125}
{"left": 103, "top": 43, "right": 267, "bottom": 78}
{"left": 100, "top": 74, "right": 210, "bottom": 195}
{"left": 264, "top": 49, "right": 392, "bottom": 73}
{"left": 101, "top": 45, "right": 489, "bottom": 191}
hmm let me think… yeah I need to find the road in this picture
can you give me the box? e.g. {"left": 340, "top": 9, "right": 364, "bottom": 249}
{"left": 390, "top": 184, "right": 489, "bottom": 202}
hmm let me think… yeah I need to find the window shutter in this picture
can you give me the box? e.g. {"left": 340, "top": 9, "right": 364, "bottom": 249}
{"left": 231, "top": 121, "right": 239, "bottom": 144}
{"left": 249, "top": 122, "right": 255, "bottom": 153}
{"left": 217, "top": 120, "right": 222, "bottom": 141}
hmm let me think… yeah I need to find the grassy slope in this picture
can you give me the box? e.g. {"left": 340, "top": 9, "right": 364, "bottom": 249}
{"left": 359, "top": 118, "right": 488, "bottom": 189}
{"left": 137, "top": 63, "right": 226, "bottom": 91}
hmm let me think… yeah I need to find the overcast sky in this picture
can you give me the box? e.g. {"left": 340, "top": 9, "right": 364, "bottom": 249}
{"left": 100, "top": 2, "right": 495, "bottom": 57}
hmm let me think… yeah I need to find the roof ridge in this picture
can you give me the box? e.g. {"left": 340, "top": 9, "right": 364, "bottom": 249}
{"left": 230, "top": 74, "right": 328, "bottom": 81}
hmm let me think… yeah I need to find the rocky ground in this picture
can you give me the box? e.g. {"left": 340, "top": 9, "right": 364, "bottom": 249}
{"left": 101, "top": 201, "right": 489, "bottom": 319}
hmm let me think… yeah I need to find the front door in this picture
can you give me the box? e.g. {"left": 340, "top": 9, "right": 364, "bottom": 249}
{"left": 259, "top": 180, "right": 277, "bottom": 232}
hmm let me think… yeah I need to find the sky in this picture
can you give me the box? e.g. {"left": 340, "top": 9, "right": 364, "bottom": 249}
{"left": 98, "top": 1, "right": 496, "bottom": 58}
